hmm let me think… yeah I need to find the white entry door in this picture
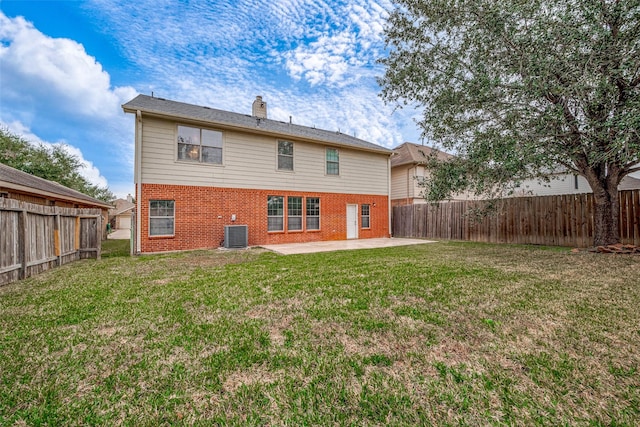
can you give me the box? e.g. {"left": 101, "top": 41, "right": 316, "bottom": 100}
{"left": 346, "top": 204, "right": 358, "bottom": 239}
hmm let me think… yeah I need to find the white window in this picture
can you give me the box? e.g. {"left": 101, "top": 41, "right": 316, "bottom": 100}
{"left": 149, "top": 200, "right": 174, "bottom": 236}
{"left": 278, "top": 141, "right": 294, "bottom": 171}
{"left": 177, "top": 125, "right": 222, "bottom": 164}
{"left": 326, "top": 148, "right": 339, "bottom": 175}
{"left": 267, "top": 196, "right": 284, "bottom": 231}
{"left": 288, "top": 196, "right": 303, "bottom": 231}
{"left": 306, "top": 198, "right": 320, "bottom": 230}
{"left": 361, "top": 204, "right": 370, "bottom": 229}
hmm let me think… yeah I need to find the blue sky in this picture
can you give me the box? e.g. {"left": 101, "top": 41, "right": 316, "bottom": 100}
{"left": 0, "top": 0, "right": 421, "bottom": 198}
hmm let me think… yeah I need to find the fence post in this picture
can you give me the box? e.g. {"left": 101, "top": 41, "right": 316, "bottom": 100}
{"left": 54, "top": 214, "right": 61, "bottom": 266}
{"left": 18, "top": 210, "right": 27, "bottom": 280}
{"left": 74, "top": 216, "right": 80, "bottom": 252}
{"left": 96, "top": 214, "right": 102, "bottom": 260}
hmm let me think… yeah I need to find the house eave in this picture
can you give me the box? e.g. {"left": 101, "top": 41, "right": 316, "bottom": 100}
{"left": 111, "top": 206, "right": 135, "bottom": 216}
{"left": 391, "top": 160, "right": 425, "bottom": 168}
{"left": 0, "top": 181, "right": 112, "bottom": 209}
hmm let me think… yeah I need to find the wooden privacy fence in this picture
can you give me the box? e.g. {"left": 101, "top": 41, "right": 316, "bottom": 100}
{"left": 0, "top": 198, "right": 102, "bottom": 286}
{"left": 392, "top": 189, "right": 640, "bottom": 247}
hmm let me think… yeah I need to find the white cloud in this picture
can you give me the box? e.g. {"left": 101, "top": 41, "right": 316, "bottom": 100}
{"left": 61, "top": 145, "right": 109, "bottom": 189}
{"left": 285, "top": 33, "right": 355, "bottom": 86}
{"left": 0, "top": 12, "right": 136, "bottom": 119}
{"left": 2, "top": 120, "right": 109, "bottom": 189}
{"left": 0, "top": 12, "right": 137, "bottom": 197}
{"left": 87, "top": 0, "right": 389, "bottom": 89}
{"left": 282, "top": 1, "right": 389, "bottom": 87}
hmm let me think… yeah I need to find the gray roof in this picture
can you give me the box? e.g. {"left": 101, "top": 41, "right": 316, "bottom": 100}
{"left": 0, "top": 163, "right": 112, "bottom": 208}
{"left": 391, "top": 142, "right": 453, "bottom": 167}
{"left": 122, "top": 95, "right": 391, "bottom": 155}
{"left": 619, "top": 175, "right": 640, "bottom": 191}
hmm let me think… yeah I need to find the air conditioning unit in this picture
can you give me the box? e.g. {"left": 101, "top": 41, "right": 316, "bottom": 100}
{"left": 224, "top": 225, "right": 248, "bottom": 249}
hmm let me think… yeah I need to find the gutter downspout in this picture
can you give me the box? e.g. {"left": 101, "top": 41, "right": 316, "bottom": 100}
{"left": 388, "top": 156, "right": 392, "bottom": 237}
{"left": 135, "top": 110, "right": 142, "bottom": 254}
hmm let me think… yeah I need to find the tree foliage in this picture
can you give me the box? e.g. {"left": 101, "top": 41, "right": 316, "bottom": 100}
{"left": 0, "top": 127, "right": 115, "bottom": 202}
{"left": 379, "top": 0, "right": 640, "bottom": 245}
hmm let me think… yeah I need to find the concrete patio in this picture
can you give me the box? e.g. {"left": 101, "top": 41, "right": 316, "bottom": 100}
{"left": 260, "top": 237, "right": 435, "bottom": 255}
{"left": 107, "top": 229, "right": 131, "bottom": 239}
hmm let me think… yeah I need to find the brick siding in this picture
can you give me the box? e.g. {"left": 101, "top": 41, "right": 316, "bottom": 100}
{"left": 138, "top": 184, "right": 389, "bottom": 253}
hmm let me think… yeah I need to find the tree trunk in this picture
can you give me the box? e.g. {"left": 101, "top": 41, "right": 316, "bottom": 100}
{"left": 591, "top": 184, "right": 620, "bottom": 247}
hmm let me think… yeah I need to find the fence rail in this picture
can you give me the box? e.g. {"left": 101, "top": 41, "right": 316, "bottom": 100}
{"left": 0, "top": 198, "right": 102, "bottom": 286}
{"left": 392, "top": 190, "right": 640, "bottom": 247}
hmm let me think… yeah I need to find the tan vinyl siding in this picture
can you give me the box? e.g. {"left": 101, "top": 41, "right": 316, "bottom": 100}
{"left": 391, "top": 165, "right": 410, "bottom": 200}
{"left": 391, "top": 165, "right": 427, "bottom": 201}
{"left": 513, "top": 174, "right": 591, "bottom": 196}
{"left": 140, "top": 117, "right": 389, "bottom": 195}
{"left": 412, "top": 166, "right": 426, "bottom": 199}
{"left": 391, "top": 164, "right": 473, "bottom": 202}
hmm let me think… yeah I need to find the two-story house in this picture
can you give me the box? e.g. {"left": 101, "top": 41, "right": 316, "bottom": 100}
{"left": 122, "top": 95, "right": 391, "bottom": 254}
{"left": 390, "top": 142, "right": 474, "bottom": 206}
{"left": 391, "top": 142, "right": 640, "bottom": 204}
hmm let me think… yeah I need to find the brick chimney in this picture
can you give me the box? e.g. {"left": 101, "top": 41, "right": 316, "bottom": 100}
{"left": 252, "top": 96, "right": 267, "bottom": 119}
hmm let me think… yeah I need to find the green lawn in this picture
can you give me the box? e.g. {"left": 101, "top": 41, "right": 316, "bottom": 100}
{"left": 1, "top": 240, "right": 639, "bottom": 426}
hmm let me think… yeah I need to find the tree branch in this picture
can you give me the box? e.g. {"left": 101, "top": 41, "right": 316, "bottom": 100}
{"left": 627, "top": 165, "right": 640, "bottom": 174}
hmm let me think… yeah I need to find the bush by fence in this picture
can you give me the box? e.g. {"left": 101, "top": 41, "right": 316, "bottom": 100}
{"left": 392, "top": 190, "right": 640, "bottom": 247}
{"left": 0, "top": 198, "right": 102, "bottom": 285}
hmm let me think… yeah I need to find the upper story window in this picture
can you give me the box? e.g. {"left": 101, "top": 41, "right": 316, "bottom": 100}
{"left": 326, "top": 148, "right": 339, "bottom": 175}
{"left": 177, "top": 125, "right": 222, "bottom": 164}
{"left": 278, "top": 141, "right": 294, "bottom": 171}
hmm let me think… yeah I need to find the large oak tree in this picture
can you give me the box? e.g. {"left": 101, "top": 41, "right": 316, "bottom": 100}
{"left": 379, "top": 0, "right": 640, "bottom": 246}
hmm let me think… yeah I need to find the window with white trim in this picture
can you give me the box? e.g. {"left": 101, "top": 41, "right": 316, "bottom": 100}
{"left": 267, "top": 196, "right": 284, "bottom": 231}
{"left": 149, "top": 200, "right": 175, "bottom": 236}
{"left": 278, "top": 141, "right": 294, "bottom": 171}
{"left": 361, "top": 204, "right": 370, "bottom": 229}
{"left": 326, "top": 148, "right": 339, "bottom": 175}
{"left": 306, "top": 198, "right": 320, "bottom": 230}
{"left": 177, "top": 125, "right": 222, "bottom": 164}
{"left": 288, "top": 196, "right": 302, "bottom": 231}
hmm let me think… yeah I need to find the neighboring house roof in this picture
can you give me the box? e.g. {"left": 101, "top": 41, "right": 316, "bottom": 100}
{"left": 0, "top": 163, "right": 112, "bottom": 208}
{"left": 391, "top": 142, "right": 453, "bottom": 167}
{"left": 122, "top": 95, "right": 391, "bottom": 155}
{"left": 619, "top": 176, "right": 640, "bottom": 191}
{"left": 109, "top": 198, "right": 135, "bottom": 216}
